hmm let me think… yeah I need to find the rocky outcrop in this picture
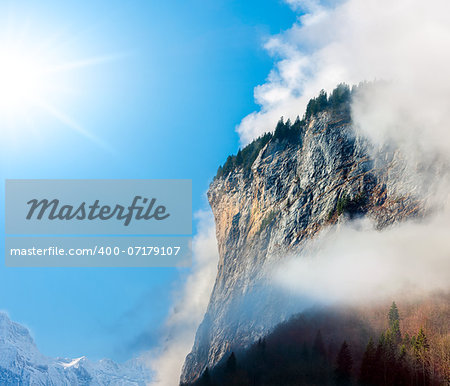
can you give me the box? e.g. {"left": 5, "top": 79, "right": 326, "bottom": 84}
{"left": 181, "top": 109, "right": 424, "bottom": 383}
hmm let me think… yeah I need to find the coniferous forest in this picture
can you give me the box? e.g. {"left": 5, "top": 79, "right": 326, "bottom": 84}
{"left": 215, "top": 83, "right": 357, "bottom": 180}
{"left": 184, "top": 295, "right": 449, "bottom": 386}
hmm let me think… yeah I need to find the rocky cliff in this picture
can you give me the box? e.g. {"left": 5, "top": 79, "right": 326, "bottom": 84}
{"left": 181, "top": 108, "right": 424, "bottom": 383}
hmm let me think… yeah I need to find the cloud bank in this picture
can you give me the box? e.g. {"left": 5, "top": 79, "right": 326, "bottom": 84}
{"left": 237, "top": 0, "right": 450, "bottom": 149}
{"left": 145, "top": 211, "right": 218, "bottom": 386}
{"left": 273, "top": 215, "right": 450, "bottom": 305}
{"left": 238, "top": 0, "right": 450, "bottom": 306}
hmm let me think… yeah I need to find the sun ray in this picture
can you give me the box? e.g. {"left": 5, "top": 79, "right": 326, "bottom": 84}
{"left": 44, "top": 53, "right": 128, "bottom": 74}
{"left": 0, "top": 12, "right": 123, "bottom": 153}
{"left": 36, "top": 100, "right": 114, "bottom": 153}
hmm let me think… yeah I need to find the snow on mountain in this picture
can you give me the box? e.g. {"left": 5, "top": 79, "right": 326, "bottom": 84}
{"left": 0, "top": 312, "right": 150, "bottom": 385}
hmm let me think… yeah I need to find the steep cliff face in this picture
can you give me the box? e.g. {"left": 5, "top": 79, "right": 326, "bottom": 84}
{"left": 181, "top": 109, "right": 423, "bottom": 383}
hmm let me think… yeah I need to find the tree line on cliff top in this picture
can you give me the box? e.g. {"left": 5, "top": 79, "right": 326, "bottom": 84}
{"left": 215, "top": 83, "right": 357, "bottom": 180}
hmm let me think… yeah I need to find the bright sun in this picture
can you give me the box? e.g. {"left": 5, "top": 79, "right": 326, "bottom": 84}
{"left": 0, "top": 48, "right": 47, "bottom": 112}
{"left": 0, "top": 25, "right": 116, "bottom": 150}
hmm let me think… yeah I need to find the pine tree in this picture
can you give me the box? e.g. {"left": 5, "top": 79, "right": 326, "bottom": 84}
{"left": 388, "top": 302, "right": 402, "bottom": 345}
{"left": 301, "top": 342, "right": 309, "bottom": 361}
{"left": 305, "top": 98, "right": 317, "bottom": 119}
{"left": 253, "top": 338, "right": 266, "bottom": 384}
{"left": 388, "top": 302, "right": 400, "bottom": 328}
{"left": 394, "top": 345, "right": 411, "bottom": 386}
{"left": 310, "top": 330, "right": 329, "bottom": 384}
{"left": 414, "top": 328, "right": 429, "bottom": 354}
{"left": 335, "top": 341, "right": 353, "bottom": 385}
{"left": 359, "top": 337, "right": 376, "bottom": 385}
{"left": 235, "top": 149, "right": 243, "bottom": 166}
{"left": 198, "top": 367, "right": 212, "bottom": 386}
{"left": 257, "top": 337, "right": 266, "bottom": 351}
{"left": 225, "top": 352, "right": 237, "bottom": 374}
{"left": 216, "top": 165, "right": 223, "bottom": 178}
{"left": 383, "top": 329, "right": 399, "bottom": 385}
{"left": 374, "top": 333, "right": 387, "bottom": 385}
{"left": 390, "top": 319, "right": 402, "bottom": 346}
{"left": 316, "top": 89, "right": 328, "bottom": 111}
{"left": 276, "top": 117, "right": 285, "bottom": 130}
{"left": 329, "top": 83, "right": 350, "bottom": 109}
{"left": 312, "top": 330, "right": 327, "bottom": 360}
{"left": 414, "top": 328, "right": 430, "bottom": 385}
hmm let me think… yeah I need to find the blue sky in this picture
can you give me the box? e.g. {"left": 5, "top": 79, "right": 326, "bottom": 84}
{"left": 0, "top": 1, "right": 296, "bottom": 361}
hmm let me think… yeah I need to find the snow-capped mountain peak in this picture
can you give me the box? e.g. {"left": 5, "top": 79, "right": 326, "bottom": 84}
{"left": 0, "top": 312, "right": 150, "bottom": 385}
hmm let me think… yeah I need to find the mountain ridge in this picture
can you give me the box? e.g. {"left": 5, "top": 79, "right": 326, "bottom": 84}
{"left": 181, "top": 101, "right": 426, "bottom": 383}
{"left": 0, "top": 312, "right": 150, "bottom": 385}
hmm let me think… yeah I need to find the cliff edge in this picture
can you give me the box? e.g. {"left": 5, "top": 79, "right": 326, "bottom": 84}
{"left": 181, "top": 103, "right": 423, "bottom": 383}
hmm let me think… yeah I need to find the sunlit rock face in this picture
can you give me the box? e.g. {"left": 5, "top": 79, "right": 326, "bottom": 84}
{"left": 181, "top": 109, "right": 424, "bottom": 384}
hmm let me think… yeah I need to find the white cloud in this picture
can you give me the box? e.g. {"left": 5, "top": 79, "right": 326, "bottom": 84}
{"left": 145, "top": 210, "right": 218, "bottom": 386}
{"left": 273, "top": 216, "right": 450, "bottom": 304}
{"left": 237, "top": 0, "right": 450, "bottom": 148}
{"left": 240, "top": 0, "right": 450, "bottom": 311}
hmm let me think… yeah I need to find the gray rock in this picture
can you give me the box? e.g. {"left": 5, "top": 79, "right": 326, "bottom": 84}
{"left": 181, "top": 110, "right": 426, "bottom": 384}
